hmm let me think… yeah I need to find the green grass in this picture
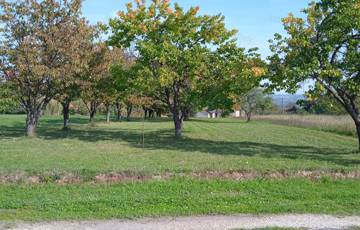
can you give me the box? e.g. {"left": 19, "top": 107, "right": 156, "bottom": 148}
{"left": 0, "top": 115, "right": 358, "bottom": 176}
{"left": 0, "top": 115, "right": 359, "bottom": 221}
{"left": 1, "top": 178, "right": 360, "bottom": 221}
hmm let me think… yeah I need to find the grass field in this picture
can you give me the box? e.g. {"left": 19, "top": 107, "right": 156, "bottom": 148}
{"left": 0, "top": 115, "right": 359, "bottom": 220}
{"left": 254, "top": 114, "right": 355, "bottom": 137}
{"left": 1, "top": 178, "right": 360, "bottom": 220}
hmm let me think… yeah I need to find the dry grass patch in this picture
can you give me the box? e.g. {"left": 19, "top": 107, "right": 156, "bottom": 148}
{"left": 254, "top": 114, "right": 355, "bottom": 136}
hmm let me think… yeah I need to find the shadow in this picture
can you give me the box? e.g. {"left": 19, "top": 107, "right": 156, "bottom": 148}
{"left": 41, "top": 128, "right": 360, "bottom": 167}
{"left": 39, "top": 117, "right": 91, "bottom": 126}
{"left": 189, "top": 118, "right": 245, "bottom": 124}
{"left": 0, "top": 116, "right": 358, "bottom": 167}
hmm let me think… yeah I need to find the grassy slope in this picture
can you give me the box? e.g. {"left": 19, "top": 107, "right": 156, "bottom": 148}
{"left": 0, "top": 115, "right": 358, "bottom": 175}
{"left": 1, "top": 178, "right": 360, "bottom": 221}
{"left": 0, "top": 115, "right": 359, "bottom": 220}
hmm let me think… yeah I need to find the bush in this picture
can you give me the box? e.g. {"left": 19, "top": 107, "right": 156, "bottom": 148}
{"left": 0, "top": 82, "right": 24, "bottom": 114}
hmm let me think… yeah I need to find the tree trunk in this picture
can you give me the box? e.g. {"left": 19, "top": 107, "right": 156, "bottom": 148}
{"left": 89, "top": 102, "right": 97, "bottom": 124}
{"left": 183, "top": 110, "right": 190, "bottom": 121}
{"left": 355, "top": 120, "right": 360, "bottom": 152}
{"left": 166, "top": 87, "right": 184, "bottom": 138}
{"left": 173, "top": 112, "right": 183, "bottom": 137}
{"left": 116, "top": 102, "right": 122, "bottom": 121}
{"left": 246, "top": 111, "right": 252, "bottom": 122}
{"left": 106, "top": 105, "right": 111, "bottom": 123}
{"left": 126, "top": 105, "right": 132, "bottom": 121}
{"left": 156, "top": 110, "right": 162, "bottom": 118}
{"left": 144, "top": 108, "right": 148, "bottom": 119}
{"left": 26, "top": 109, "right": 40, "bottom": 137}
{"left": 62, "top": 101, "right": 70, "bottom": 130}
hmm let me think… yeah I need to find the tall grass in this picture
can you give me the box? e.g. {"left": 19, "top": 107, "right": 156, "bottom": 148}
{"left": 254, "top": 114, "right": 356, "bottom": 136}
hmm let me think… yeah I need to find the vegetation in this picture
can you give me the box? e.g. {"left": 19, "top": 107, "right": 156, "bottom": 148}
{"left": 297, "top": 94, "right": 347, "bottom": 115}
{"left": 1, "top": 178, "right": 360, "bottom": 221}
{"left": 0, "top": 0, "right": 91, "bottom": 136}
{"left": 80, "top": 44, "right": 125, "bottom": 124}
{"left": 0, "top": 115, "right": 358, "bottom": 176}
{"left": 236, "top": 88, "right": 274, "bottom": 122}
{"left": 268, "top": 0, "right": 360, "bottom": 150}
{"left": 254, "top": 114, "right": 356, "bottom": 137}
{"left": 0, "top": 0, "right": 359, "bottom": 223}
{"left": 108, "top": 0, "right": 264, "bottom": 137}
{"left": 0, "top": 81, "right": 20, "bottom": 114}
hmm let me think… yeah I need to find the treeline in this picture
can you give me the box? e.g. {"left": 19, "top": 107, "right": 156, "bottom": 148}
{"left": 1, "top": 0, "right": 359, "bottom": 150}
{"left": 0, "top": 0, "right": 265, "bottom": 137}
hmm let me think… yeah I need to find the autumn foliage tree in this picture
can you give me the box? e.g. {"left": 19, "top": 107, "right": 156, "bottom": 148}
{"left": 80, "top": 44, "right": 124, "bottom": 124}
{"left": 198, "top": 44, "right": 266, "bottom": 116}
{"left": 109, "top": 0, "right": 240, "bottom": 137}
{"left": 0, "top": 0, "right": 90, "bottom": 136}
{"left": 55, "top": 22, "right": 94, "bottom": 130}
{"left": 268, "top": 0, "right": 360, "bottom": 151}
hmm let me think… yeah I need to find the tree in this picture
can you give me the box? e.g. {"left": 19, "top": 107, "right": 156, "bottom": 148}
{"left": 268, "top": 0, "right": 360, "bottom": 151}
{"left": 108, "top": 0, "right": 237, "bottom": 137}
{"left": 80, "top": 44, "right": 124, "bottom": 124}
{"left": 55, "top": 23, "right": 94, "bottom": 130}
{"left": 110, "top": 52, "right": 136, "bottom": 122}
{"left": 198, "top": 44, "right": 265, "bottom": 117}
{"left": 0, "top": 80, "right": 20, "bottom": 114}
{"left": 297, "top": 93, "right": 346, "bottom": 115}
{"left": 0, "top": 0, "right": 89, "bottom": 136}
{"left": 236, "top": 88, "right": 270, "bottom": 122}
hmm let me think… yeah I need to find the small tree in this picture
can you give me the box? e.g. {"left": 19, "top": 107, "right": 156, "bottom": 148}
{"left": 110, "top": 53, "right": 136, "bottom": 122}
{"left": 198, "top": 44, "right": 265, "bottom": 117}
{"left": 81, "top": 44, "right": 124, "bottom": 124}
{"left": 237, "top": 88, "right": 270, "bottom": 122}
{"left": 0, "top": 81, "right": 20, "bottom": 114}
{"left": 268, "top": 0, "right": 360, "bottom": 150}
{"left": 0, "top": 0, "right": 89, "bottom": 136}
{"left": 55, "top": 22, "right": 94, "bottom": 130}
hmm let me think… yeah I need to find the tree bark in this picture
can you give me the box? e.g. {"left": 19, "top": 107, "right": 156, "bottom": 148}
{"left": 143, "top": 108, "right": 148, "bottom": 119}
{"left": 149, "top": 110, "right": 154, "bottom": 118}
{"left": 126, "top": 105, "right": 132, "bottom": 121}
{"left": 355, "top": 120, "right": 360, "bottom": 152}
{"left": 106, "top": 105, "right": 111, "bottom": 123}
{"left": 245, "top": 111, "right": 252, "bottom": 122}
{"left": 173, "top": 112, "right": 183, "bottom": 137}
{"left": 116, "top": 102, "right": 122, "bottom": 121}
{"left": 89, "top": 101, "right": 97, "bottom": 124}
{"left": 62, "top": 101, "right": 70, "bottom": 130}
{"left": 26, "top": 109, "right": 40, "bottom": 137}
{"left": 166, "top": 86, "right": 184, "bottom": 138}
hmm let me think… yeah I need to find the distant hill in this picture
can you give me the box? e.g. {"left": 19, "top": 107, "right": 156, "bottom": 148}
{"left": 271, "top": 94, "right": 305, "bottom": 109}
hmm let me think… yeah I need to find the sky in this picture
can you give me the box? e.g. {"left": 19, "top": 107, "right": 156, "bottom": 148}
{"left": 82, "top": 0, "right": 312, "bottom": 58}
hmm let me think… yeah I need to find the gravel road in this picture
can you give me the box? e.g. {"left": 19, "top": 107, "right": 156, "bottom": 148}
{"left": 5, "top": 214, "right": 360, "bottom": 230}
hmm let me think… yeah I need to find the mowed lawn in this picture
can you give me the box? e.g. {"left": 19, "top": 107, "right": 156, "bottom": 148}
{"left": 0, "top": 115, "right": 358, "bottom": 174}
{"left": 0, "top": 115, "right": 360, "bottom": 221}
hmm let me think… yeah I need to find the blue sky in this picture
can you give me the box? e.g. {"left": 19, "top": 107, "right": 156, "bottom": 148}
{"left": 82, "top": 0, "right": 312, "bottom": 58}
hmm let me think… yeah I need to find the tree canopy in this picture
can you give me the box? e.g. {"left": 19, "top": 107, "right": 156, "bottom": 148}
{"left": 268, "top": 0, "right": 360, "bottom": 150}
{"left": 109, "top": 0, "right": 264, "bottom": 136}
{"left": 0, "top": 0, "right": 92, "bottom": 135}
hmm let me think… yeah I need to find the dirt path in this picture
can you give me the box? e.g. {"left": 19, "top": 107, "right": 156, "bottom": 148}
{"left": 6, "top": 214, "right": 360, "bottom": 230}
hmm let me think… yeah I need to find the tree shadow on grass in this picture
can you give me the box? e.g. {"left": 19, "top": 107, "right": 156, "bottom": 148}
{"left": 0, "top": 119, "right": 358, "bottom": 167}
{"left": 189, "top": 118, "right": 245, "bottom": 124}
{"left": 42, "top": 127, "right": 360, "bottom": 167}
